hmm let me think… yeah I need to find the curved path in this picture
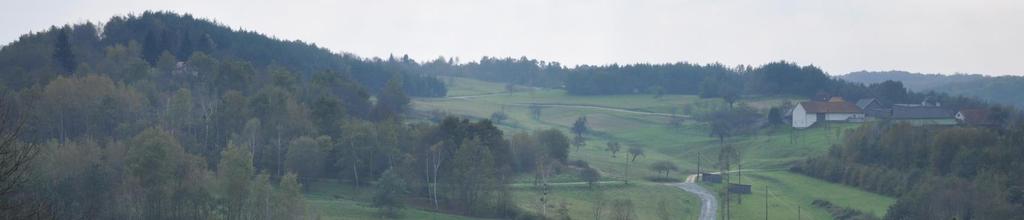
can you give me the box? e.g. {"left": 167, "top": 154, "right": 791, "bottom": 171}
{"left": 512, "top": 103, "right": 687, "bottom": 118}
{"left": 668, "top": 174, "right": 717, "bottom": 220}
{"left": 441, "top": 92, "right": 511, "bottom": 99}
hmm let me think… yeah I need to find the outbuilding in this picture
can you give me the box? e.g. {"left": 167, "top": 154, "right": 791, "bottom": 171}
{"left": 792, "top": 97, "right": 865, "bottom": 128}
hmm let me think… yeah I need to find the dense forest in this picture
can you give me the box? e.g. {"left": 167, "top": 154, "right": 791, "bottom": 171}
{"left": 0, "top": 11, "right": 576, "bottom": 219}
{"left": 793, "top": 115, "right": 1024, "bottom": 219}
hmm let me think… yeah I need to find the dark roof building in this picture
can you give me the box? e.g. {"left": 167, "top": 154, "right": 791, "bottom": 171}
{"left": 701, "top": 172, "right": 722, "bottom": 183}
{"left": 856, "top": 98, "right": 878, "bottom": 110}
{"left": 856, "top": 98, "right": 889, "bottom": 118}
{"left": 888, "top": 105, "right": 957, "bottom": 125}
{"left": 728, "top": 183, "right": 752, "bottom": 194}
{"left": 891, "top": 105, "right": 955, "bottom": 119}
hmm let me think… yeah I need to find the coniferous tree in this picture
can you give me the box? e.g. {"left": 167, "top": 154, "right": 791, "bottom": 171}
{"left": 178, "top": 30, "right": 194, "bottom": 60}
{"left": 53, "top": 28, "right": 76, "bottom": 74}
{"left": 142, "top": 30, "right": 161, "bottom": 65}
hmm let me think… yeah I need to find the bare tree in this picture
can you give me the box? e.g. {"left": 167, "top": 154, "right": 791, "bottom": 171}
{"left": 592, "top": 192, "right": 607, "bottom": 220}
{"left": 0, "top": 98, "right": 40, "bottom": 213}
{"left": 610, "top": 199, "right": 636, "bottom": 220}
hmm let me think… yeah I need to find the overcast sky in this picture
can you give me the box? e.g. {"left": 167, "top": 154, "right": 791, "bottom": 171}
{"left": 2, "top": 0, "right": 1021, "bottom": 75}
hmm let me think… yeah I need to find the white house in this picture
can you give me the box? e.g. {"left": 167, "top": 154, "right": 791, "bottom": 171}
{"left": 792, "top": 97, "right": 865, "bottom": 128}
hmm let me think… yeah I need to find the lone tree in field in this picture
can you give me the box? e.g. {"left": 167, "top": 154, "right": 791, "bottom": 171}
{"left": 606, "top": 141, "right": 621, "bottom": 158}
{"left": 580, "top": 167, "right": 601, "bottom": 189}
{"left": 628, "top": 146, "right": 645, "bottom": 162}
{"left": 708, "top": 106, "right": 759, "bottom": 144}
{"left": 650, "top": 161, "right": 679, "bottom": 177}
{"left": 623, "top": 146, "right": 645, "bottom": 184}
{"left": 571, "top": 116, "right": 589, "bottom": 151}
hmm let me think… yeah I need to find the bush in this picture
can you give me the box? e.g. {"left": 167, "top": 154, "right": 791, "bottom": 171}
{"left": 568, "top": 159, "right": 589, "bottom": 168}
{"left": 645, "top": 176, "right": 682, "bottom": 183}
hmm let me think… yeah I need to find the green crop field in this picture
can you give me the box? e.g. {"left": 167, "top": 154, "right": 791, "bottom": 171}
{"left": 400, "top": 76, "right": 895, "bottom": 219}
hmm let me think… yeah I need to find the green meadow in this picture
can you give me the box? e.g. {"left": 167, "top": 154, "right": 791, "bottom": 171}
{"left": 309, "top": 76, "right": 895, "bottom": 219}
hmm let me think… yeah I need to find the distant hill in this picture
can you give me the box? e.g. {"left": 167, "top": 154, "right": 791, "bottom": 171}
{"left": 932, "top": 76, "right": 1024, "bottom": 108}
{"left": 840, "top": 71, "right": 985, "bottom": 91}
{"left": 840, "top": 71, "right": 1024, "bottom": 107}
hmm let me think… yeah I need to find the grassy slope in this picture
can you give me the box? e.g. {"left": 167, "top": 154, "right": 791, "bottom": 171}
{"left": 511, "top": 183, "right": 702, "bottom": 220}
{"left": 302, "top": 77, "right": 891, "bottom": 219}
{"left": 304, "top": 180, "right": 485, "bottom": 220}
{"left": 409, "top": 77, "right": 895, "bottom": 219}
{"left": 705, "top": 171, "right": 896, "bottom": 220}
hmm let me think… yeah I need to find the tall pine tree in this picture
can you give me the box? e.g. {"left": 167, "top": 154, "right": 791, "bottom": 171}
{"left": 53, "top": 27, "right": 75, "bottom": 74}
{"left": 142, "top": 30, "right": 161, "bottom": 65}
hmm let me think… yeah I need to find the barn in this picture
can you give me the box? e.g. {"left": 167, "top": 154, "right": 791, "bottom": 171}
{"left": 728, "top": 183, "right": 752, "bottom": 194}
{"left": 792, "top": 97, "right": 865, "bottom": 128}
{"left": 700, "top": 172, "right": 722, "bottom": 183}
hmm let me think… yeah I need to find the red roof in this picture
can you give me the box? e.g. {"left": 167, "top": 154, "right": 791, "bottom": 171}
{"left": 958, "top": 109, "right": 992, "bottom": 125}
{"left": 800, "top": 101, "right": 863, "bottom": 113}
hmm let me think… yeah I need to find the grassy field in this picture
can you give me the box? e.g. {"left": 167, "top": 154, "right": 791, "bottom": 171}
{"left": 306, "top": 77, "right": 894, "bottom": 219}
{"left": 704, "top": 171, "right": 896, "bottom": 220}
{"left": 304, "top": 180, "right": 486, "bottom": 220}
{"left": 511, "top": 182, "right": 702, "bottom": 220}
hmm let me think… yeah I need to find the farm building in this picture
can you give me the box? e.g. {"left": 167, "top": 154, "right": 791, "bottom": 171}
{"left": 856, "top": 98, "right": 889, "bottom": 118}
{"left": 728, "top": 183, "right": 752, "bottom": 194}
{"left": 700, "top": 172, "right": 722, "bottom": 183}
{"left": 889, "top": 105, "right": 957, "bottom": 125}
{"left": 791, "top": 97, "right": 865, "bottom": 128}
{"left": 956, "top": 109, "right": 994, "bottom": 126}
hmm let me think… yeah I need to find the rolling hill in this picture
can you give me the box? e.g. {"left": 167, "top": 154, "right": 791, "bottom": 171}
{"left": 840, "top": 71, "right": 1024, "bottom": 107}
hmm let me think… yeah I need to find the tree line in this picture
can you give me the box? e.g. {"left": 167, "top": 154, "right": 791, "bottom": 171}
{"left": 793, "top": 113, "right": 1024, "bottom": 219}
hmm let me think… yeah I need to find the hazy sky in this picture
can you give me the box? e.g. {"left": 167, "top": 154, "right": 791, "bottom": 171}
{"left": 2, "top": 0, "right": 1022, "bottom": 75}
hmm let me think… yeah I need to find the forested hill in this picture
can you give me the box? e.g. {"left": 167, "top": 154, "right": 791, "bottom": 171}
{"left": 0, "top": 11, "right": 446, "bottom": 97}
{"left": 841, "top": 71, "right": 1024, "bottom": 107}
{"left": 0, "top": 11, "right": 550, "bottom": 219}
{"left": 840, "top": 71, "right": 985, "bottom": 91}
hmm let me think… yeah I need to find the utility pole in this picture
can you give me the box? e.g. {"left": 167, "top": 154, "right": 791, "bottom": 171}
{"left": 697, "top": 152, "right": 701, "bottom": 182}
{"left": 765, "top": 185, "right": 768, "bottom": 220}
{"left": 798, "top": 206, "right": 801, "bottom": 220}
{"left": 724, "top": 155, "right": 731, "bottom": 220}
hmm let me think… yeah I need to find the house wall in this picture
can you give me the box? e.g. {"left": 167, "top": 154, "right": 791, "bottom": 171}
{"left": 792, "top": 104, "right": 817, "bottom": 128}
{"left": 894, "top": 119, "right": 958, "bottom": 126}
{"left": 825, "top": 113, "right": 865, "bottom": 122}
